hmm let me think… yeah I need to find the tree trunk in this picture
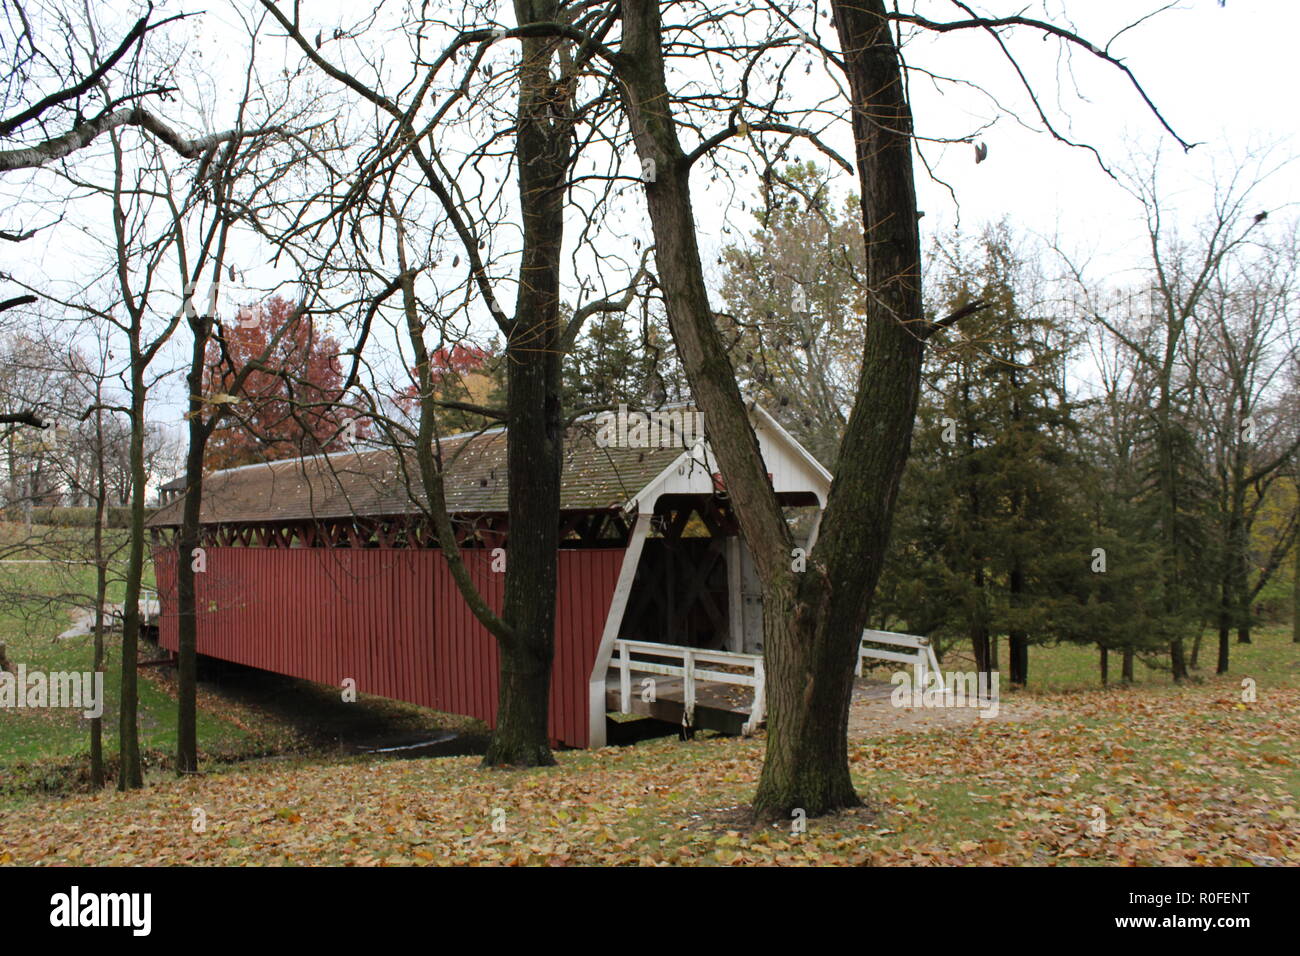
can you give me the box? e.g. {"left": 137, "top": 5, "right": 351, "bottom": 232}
{"left": 1169, "top": 637, "right": 1188, "bottom": 683}
{"left": 1293, "top": 532, "right": 1299, "bottom": 643}
{"left": 1122, "top": 645, "right": 1135, "bottom": 683}
{"left": 1234, "top": 550, "right": 1252, "bottom": 644}
{"left": 1155, "top": 381, "right": 1188, "bottom": 682}
{"left": 174, "top": 436, "right": 205, "bottom": 774}
{"left": 484, "top": 289, "right": 562, "bottom": 766}
{"left": 484, "top": 636, "right": 555, "bottom": 767}
{"left": 480, "top": 1, "right": 569, "bottom": 767}
{"left": 1008, "top": 561, "right": 1028, "bottom": 686}
{"left": 617, "top": 0, "right": 925, "bottom": 820}
{"left": 1008, "top": 634, "right": 1028, "bottom": 686}
{"left": 972, "top": 626, "right": 992, "bottom": 675}
{"left": 117, "top": 374, "right": 145, "bottom": 791}
{"left": 1216, "top": 584, "right": 1231, "bottom": 675}
{"left": 1099, "top": 645, "right": 1109, "bottom": 686}
{"left": 758, "top": 0, "right": 928, "bottom": 820}
{"left": 175, "top": 303, "right": 213, "bottom": 776}
{"left": 1231, "top": 488, "right": 1252, "bottom": 644}
{"left": 970, "top": 566, "right": 994, "bottom": 676}
{"left": 753, "top": 577, "right": 860, "bottom": 819}
{"left": 90, "top": 399, "right": 108, "bottom": 790}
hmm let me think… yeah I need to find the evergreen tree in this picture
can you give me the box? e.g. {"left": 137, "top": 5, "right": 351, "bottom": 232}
{"left": 879, "top": 225, "right": 1093, "bottom": 685}
{"left": 562, "top": 309, "right": 669, "bottom": 412}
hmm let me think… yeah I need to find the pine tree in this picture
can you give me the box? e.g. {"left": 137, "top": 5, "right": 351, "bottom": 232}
{"left": 879, "top": 225, "right": 1093, "bottom": 685}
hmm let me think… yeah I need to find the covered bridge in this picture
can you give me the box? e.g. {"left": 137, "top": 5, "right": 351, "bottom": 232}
{"left": 147, "top": 404, "right": 830, "bottom": 748}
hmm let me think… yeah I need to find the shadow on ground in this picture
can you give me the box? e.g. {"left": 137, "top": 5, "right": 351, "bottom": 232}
{"left": 190, "top": 655, "right": 491, "bottom": 759}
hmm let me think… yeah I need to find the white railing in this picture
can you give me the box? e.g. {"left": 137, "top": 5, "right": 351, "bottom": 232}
{"left": 858, "top": 629, "right": 946, "bottom": 693}
{"left": 610, "top": 639, "right": 765, "bottom": 735}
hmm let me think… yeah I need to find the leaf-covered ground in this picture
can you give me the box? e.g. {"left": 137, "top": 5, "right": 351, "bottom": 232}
{"left": 0, "top": 532, "right": 484, "bottom": 793}
{"left": 2, "top": 664, "right": 1295, "bottom": 866}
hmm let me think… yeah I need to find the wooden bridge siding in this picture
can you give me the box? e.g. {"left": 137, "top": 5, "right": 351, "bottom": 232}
{"left": 153, "top": 546, "right": 625, "bottom": 747}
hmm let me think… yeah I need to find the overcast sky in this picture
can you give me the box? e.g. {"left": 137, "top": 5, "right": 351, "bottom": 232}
{"left": 5, "top": 0, "right": 1296, "bottom": 460}
{"left": 903, "top": 0, "right": 1297, "bottom": 272}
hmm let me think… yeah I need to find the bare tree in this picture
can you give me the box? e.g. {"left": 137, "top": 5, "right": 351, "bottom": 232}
{"left": 1068, "top": 158, "right": 1288, "bottom": 680}
{"left": 0, "top": 1, "right": 271, "bottom": 173}
{"left": 612, "top": 0, "right": 1190, "bottom": 818}
{"left": 260, "top": 0, "right": 644, "bottom": 765}
{"left": 1194, "top": 219, "right": 1300, "bottom": 668}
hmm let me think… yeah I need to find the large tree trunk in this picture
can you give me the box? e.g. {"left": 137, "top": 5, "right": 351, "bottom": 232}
{"left": 174, "top": 424, "right": 205, "bottom": 775}
{"left": 486, "top": 633, "right": 557, "bottom": 766}
{"left": 1122, "top": 645, "right": 1135, "bottom": 683}
{"left": 175, "top": 297, "right": 218, "bottom": 776}
{"left": 480, "top": 1, "right": 569, "bottom": 767}
{"left": 750, "top": 0, "right": 927, "bottom": 820}
{"left": 617, "top": 0, "right": 926, "bottom": 820}
{"left": 1099, "top": 645, "right": 1109, "bottom": 686}
{"left": 754, "top": 578, "right": 859, "bottom": 816}
{"left": 90, "top": 401, "right": 108, "bottom": 790}
{"left": 485, "top": 292, "right": 562, "bottom": 766}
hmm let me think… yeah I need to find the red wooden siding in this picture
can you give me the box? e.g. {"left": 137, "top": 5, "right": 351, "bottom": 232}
{"left": 153, "top": 547, "right": 625, "bottom": 747}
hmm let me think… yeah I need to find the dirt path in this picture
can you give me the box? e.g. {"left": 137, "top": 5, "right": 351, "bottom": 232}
{"left": 847, "top": 678, "right": 1059, "bottom": 737}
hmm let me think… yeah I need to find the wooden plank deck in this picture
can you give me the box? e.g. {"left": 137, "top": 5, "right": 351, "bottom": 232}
{"left": 605, "top": 673, "right": 757, "bottom": 735}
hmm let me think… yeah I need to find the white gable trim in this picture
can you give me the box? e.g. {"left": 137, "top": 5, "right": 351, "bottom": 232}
{"left": 622, "top": 403, "right": 831, "bottom": 513}
{"left": 748, "top": 401, "right": 833, "bottom": 492}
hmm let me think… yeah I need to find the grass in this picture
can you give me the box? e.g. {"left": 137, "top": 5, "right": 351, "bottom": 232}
{"left": 1, "top": 522, "right": 1296, "bottom": 864}
{"left": 916, "top": 625, "right": 1298, "bottom": 693}
{"left": 0, "top": 636, "right": 1295, "bottom": 864}
{"left": 0, "top": 526, "right": 260, "bottom": 791}
{"left": 0, "top": 524, "right": 482, "bottom": 798}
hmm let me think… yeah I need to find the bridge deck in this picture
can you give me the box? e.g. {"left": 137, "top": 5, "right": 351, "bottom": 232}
{"left": 605, "top": 673, "right": 757, "bottom": 735}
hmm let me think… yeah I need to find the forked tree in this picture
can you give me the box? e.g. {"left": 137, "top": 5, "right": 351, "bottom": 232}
{"left": 612, "top": 0, "right": 1192, "bottom": 817}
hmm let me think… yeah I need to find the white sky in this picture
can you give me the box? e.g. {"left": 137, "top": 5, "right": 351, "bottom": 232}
{"left": 4, "top": 0, "right": 1297, "bottom": 458}
{"left": 903, "top": 0, "right": 1297, "bottom": 269}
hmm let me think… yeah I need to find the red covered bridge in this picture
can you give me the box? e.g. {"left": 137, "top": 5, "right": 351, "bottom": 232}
{"left": 148, "top": 405, "right": 830, "bottom": 748}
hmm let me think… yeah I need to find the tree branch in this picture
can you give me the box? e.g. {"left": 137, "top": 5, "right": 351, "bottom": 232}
{"left": 0, "top": 294, "right": 38, "bottom": 313}
{"left": 0, "top": 105, "right": 280, "bottom": 173}
{"left": 923, "top": 299, "right": 988, "bottom": 340}
{"left": 0, "top": 410, "right": 49, "bottom": 428}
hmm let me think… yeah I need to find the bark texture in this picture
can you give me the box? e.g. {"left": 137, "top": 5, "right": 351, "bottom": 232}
{"left": 481, "top": 0, "right": 572, "bottom": 766}
{"left": 617, "top": 0, "right": 926, "bottom": 820}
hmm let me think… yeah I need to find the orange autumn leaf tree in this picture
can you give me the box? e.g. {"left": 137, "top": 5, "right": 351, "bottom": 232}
{"left": 202, "top": 295, "right": 370, "bottom": 470}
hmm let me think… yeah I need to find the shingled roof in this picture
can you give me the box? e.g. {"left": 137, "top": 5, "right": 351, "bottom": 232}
{"left": 146, "top": 424, "right": 687, "bottom": 528}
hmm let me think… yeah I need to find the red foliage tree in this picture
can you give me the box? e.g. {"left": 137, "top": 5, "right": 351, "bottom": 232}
{"left": 392, "top": 345, "right": 493, "bottom": 434}
{"left": 202, "top": 295, "right": 369, "bottom": 470}
{"left": 431, "top": 344, "right": 490, "bottom": 378}
{"left": 394, "top": 344, "right": 493, "bottom": 413}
